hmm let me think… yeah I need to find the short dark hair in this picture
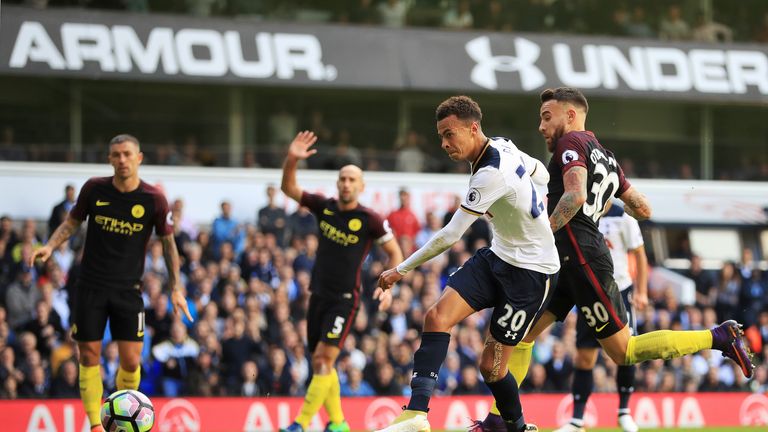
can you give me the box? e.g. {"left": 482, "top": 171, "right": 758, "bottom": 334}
{"left": 109, "top": 134, "right": 140, "bottom": 149}
{"left": 435, "top": 95, "right": 482, "bottom": 122}
{"left": 540, "top": 87, "right": 589, "bottom": 113}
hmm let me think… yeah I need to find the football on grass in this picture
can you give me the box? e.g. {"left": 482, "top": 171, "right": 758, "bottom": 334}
{"left": 101, "top": 389, "right": 155, "bottom": 432}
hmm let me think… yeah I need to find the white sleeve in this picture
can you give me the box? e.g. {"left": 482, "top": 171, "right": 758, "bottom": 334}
{"left": 522, "top": 153, "right": 549, "bottom": 186}
{"left": 622, "top": 213, "right": 644, "bottom": 250}
{"left": 460, "top": 168, "right": 508, "bottom": 216}
{"left": 396, "top": 206, "right": 478, "bottom": 274}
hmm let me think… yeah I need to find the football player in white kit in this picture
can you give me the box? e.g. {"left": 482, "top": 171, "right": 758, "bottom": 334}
{"left": 376, "top": 95, "right": 559, "bottom": 432}
{"left": 554, "top": 200, "right": 648, "bottom": 432}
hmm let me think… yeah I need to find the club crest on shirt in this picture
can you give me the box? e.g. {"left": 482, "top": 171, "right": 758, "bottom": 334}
{"left": 348, "top": 218, "right": 362, "bottom": 232}
{"left": 131, "top": 204, "right": 145, "bottom": 218}
{"left": 562, "top": 150, "right": 579, "bottom": 165}
{"left": 467, "top": 188, "right": 481, "bottom": 205}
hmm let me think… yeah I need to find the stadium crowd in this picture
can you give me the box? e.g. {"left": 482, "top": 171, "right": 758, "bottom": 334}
{"left": 10, "top": 1, "right": 768, "bottom": 45}
{"left": 0, "top": 185, "right": 766, "bottom": 400}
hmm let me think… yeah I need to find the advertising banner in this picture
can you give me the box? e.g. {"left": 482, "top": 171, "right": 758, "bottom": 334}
{"left": 2, "top": 393, "right": 767, "bottom": 431}
{"left": 1, "top": 6, "right": 767, "bottom": 103}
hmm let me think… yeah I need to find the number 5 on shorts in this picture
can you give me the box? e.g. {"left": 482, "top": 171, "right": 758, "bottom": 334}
{"left": 326, "top": 316, "right": 345, "bottom": 339}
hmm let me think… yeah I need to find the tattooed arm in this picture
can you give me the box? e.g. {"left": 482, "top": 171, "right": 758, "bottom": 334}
{"left": 29, "top": 216, "right": 82, "bottom": 265}
{"left": 549, "top": 166, "right": 588, "bottom": 233}
{"left": 619, "top": 186, "right": 652, "bottom": 221}
{"left": 161, "top": 234, "right": 193, "bottom": 321}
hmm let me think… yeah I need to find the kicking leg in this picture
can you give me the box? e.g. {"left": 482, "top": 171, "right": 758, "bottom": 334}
{"left": 376, "top": 287, "right": 475, "bottom": 432}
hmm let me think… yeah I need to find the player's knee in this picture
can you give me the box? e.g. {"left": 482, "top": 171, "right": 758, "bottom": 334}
{"left": 311, "top": 354, "right": 333, "bottom": 374}
{"left": 574, "top": 351, "right": 598, "bottom": 370}
{"left": 606, "top": 345, "right": 629, "bottom": 366}
{"left": 424, "top": 306, "right": 451, "bottom": 332}
{"left": 478, "top": 361, "right": 500, "bottom": 383}
{"left": 78, "top": 346, "right": 101, "bottom": 366}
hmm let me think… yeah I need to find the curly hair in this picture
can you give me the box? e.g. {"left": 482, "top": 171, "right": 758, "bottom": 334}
{"left": 435, "top": 95, "right": 482, "bottom": 122}
{"left": 540, "top": 87, "right": 589, "bottom": 113}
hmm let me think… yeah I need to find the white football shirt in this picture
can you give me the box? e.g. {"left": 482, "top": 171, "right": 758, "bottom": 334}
{"left": 599, "top": 207, "right": 644, "bottom": 291}
{"left": 461, "top": 137, "right": 560, "bottom": 274}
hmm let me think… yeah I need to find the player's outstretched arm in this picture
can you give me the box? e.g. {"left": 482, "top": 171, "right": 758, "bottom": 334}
{"left": 30, "top": 216, "right": 81, "bottom": 265}
{"left": 373, "top": 237, "right": 404, "bottom": 311}
{"left": 161, "top": 234, "right": 193, "bottom": 322}
{"left": 549, "top": 166, "right": 587, "bottom": 233}
{"left": 619, "top": 186, "right": 652, "bottom": 221}
{"left": 378, "top": 209, "right": 477, "bottom": 290}
{"left": 281, "top": 131, "right": 318, "bottom": 203}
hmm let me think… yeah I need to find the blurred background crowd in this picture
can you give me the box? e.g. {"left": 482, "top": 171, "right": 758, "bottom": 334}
{"left": 8, "top": 0, "right": 768, "bottom": 44}
{"left": 0, "top": 184, "right": 766, "bottom": 400}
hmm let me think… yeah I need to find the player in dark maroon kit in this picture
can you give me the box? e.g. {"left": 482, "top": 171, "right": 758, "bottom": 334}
{"left": 279, "top": 131, "right": 403, "bottom": 432}
{"left": 473, "top": 88, "right": 754, "bottom": 432}
{"left": 31, "top": 134, "right": 192, "bottom": 432}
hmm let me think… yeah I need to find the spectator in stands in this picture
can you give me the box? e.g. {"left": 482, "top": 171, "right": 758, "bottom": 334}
{"left": 19, "top": 364, "right": 47, "bottom": 398}
{"left": 443, "top": 0, "right": 473, "bottom": 30}
{"left": 692, "top": 11, "right": 733, "bottom": 43}
{"left": 340, "top": 366, "right": 375, "bottom": 396}
{"left": 378, "top": 0, "right": 408, "bottom": 27}
{"left": 0, "top": 126, "right": 25, "bottom": 161}
{"left": 239, "top": 360, "right": 265, "bottom": 396}
{"left": 625, "top": 6, "right": 655, "bottom": 39}
{"left": 152, "top": 320, "right": 200, "bottom": 397}
{"left": 741, "top": 269, "right": 766, "bottom": 327}
{"left": 48, "top": 184, "right": 76, "bottom": 239}
{"left": 257, "top": 185, "right": 288, "bottom": 247}
{"left": 211, "top": 201, "right": 245, "bottom": 259}
{"left": 387, "top": 188, "right": 420, "bottom": 245}
{"left": 50, "top": 359, "right": 79, "bottom": 398}
{"left": 102, "top": 341, "right": 120, "bottom": 395}
{"left": 185, "top": 0, "right": 221, "bottom": 17}
{"left": 286, "top": 207, "right": 317, "bottom": 243}
{"left": 171, "top": 198, "right": 198, "bottom": 240}
{"left": 262, "top": 345, "right": 294, "bottom": 395}
{"left": 453, "top": 364, "right": 487, "bottom": 395}
{"left": 520, "top": 363, "right": 554, "bottom": 393}
{"left": 544, "top": 341, "right": 574, "bottom": 392}
{"left": 5, "top": 266, "right": 40, "bottom": 330}
{"left": 22, "top": 300, "right": 64, "bottom": 359}
{"left": 328, "top": 129, "right": 363, "bottom": 170}
{"left": 0, "top": 345, "right": 24, "bottom": 387}
{"left": 415, "top": 211, "right": 442, "bottom": 249}
{"left": 659, "top": 4, "right": 690, "bottom": 41}
{"left": 715, "top": 261, "right": 741, "bottom": 321}
{"left": 372, "top": 362, "right": 402, "bottom": 395}
{"left": 686, "top": 255, "right": 717, "bottom": 308}
{"left": 395, "top": 130, "right": 426, "bottom": 173}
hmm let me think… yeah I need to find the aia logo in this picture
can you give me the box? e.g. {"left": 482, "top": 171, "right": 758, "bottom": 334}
{"left": 157, "top": 399, "right": 201, "bottom": 432}
{"left": 740, "top": 394, "right": 768, "bottom": 425}
{"left": 364, "top": 398, "right": 403, "bottom": 430}
{"left": 465, "top": 36, "right": 546, "bottom": 91}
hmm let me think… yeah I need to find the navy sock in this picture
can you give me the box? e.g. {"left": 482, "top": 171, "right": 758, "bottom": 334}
{"left": 407, "top": 332, "right": 450, "bottom": 412}
{"left": 572, "top": 368, "right": 593, "bottom": 420}
{"left": 485, "top": 372, "right": 524, "bottom": 430}
{"left": 617, "top": 364, "right": 635, "bottom": 412}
